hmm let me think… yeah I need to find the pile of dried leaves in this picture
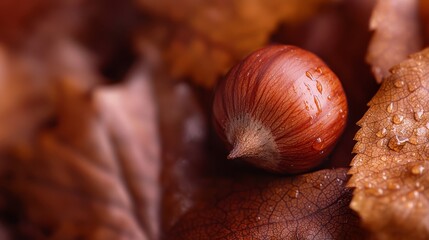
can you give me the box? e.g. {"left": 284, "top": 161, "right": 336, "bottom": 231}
{"left": 0, "top": 0, "right": 428, "bottom": 239}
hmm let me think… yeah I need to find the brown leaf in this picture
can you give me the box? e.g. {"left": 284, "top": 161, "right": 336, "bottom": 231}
{"left": 168, "top": 168, "right": 364, "bottom": 240}
{"left": 137, "top": 0, "right": 332, "bottom": 88}
{"left": 366, "top": 0, "right": 422, "bottom": 83}
{"left": 6, "top": 69, "right": 161, "bottom": 239}
{"left": 154, "top": 78, "right": 210, "bottom": 232}
{"left": 0, "top": 0, "right": 52, "bottom": 41}
{"left": 349, "top": 48, "right": 429, "bottom": 239}
{"left": 0, "top": 46, "right": 52, "bottom": 149}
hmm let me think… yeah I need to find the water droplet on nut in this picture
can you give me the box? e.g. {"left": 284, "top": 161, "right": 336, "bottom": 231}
{"left": 316, "top": 81, "right": 323, "bottom": 94}
{"left": 312, "top": 137, "right": 324, "bottom": 151}
{"left": 305, "top": 71, "right": 313, "bottom": 80}
{"left": 314, "top": 96, "right": 322, "bottom": 113}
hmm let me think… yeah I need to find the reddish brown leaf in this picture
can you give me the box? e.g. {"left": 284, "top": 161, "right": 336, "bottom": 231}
{"left": 349, "top": 48, "right": 429, "bottom": 239}
{"left": 154, "top": 77, "right": 210, "bottom": 232}
{"left": 6, "top": 68, "right": 161, "bottom": 239}
{"left": 137, "top": 0, "right": 333, "bottom": 88}
{"left": 366, "top": 0, "right": 422, "bottom": 83}
{"left": 168, "top": 168, "right": 364, "bottom": 239}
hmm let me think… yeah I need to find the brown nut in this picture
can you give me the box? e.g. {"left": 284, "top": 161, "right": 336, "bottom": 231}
{"left": 213, "top": 45, "right": 348, "bottom": 174}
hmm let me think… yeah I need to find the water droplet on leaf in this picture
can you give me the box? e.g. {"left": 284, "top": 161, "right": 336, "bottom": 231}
{"left": 411, "top": 164, "right": 425, "bottom": 175}
{"left": 392, "top": 114, "right": 404, "bottom": 124}
{"left": 394, "top": 80, "right": 404, "bottom": 88}
{"left": 386, "top": 103, "right": 394, "bottom": 113}
{"left": 376, "top": 128, "right": 387, "bottom": 138}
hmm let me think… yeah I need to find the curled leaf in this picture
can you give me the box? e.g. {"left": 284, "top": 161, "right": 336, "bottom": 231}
{"left": 349, "top": 48, "right": 429, "bottom": 239}
{"left": 366, "top": 0, "right": 422, "bottom": 83}
{"left": 168, "top": 168, "right": 364, "bottom": 239}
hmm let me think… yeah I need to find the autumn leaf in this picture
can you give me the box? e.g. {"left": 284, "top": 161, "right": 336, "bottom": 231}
{"left": 348, "top": 48, "right": 429, "bottom": 239}
{"left": 168, "top": 168, "right": 364, "bottom": 240}
{"left": 5, "top": 69, "right": 161, "bottom": 239}
{"left": 366, "top": 0, "right": 422, "bottom": 83}
{"left": 137, "top": 0, "right": 333, "bottom": 88}
{"left": 154, "top": 78, "right": 210, "bottom": 232}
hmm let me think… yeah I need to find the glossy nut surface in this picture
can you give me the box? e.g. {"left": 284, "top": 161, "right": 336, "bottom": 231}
{"left": 213, "top": 45, "right": 348, "bottom": 174}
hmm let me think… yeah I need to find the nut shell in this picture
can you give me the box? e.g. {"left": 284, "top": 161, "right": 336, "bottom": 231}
{"left": 213, "top": 45, "right": 348, "bottom": 174}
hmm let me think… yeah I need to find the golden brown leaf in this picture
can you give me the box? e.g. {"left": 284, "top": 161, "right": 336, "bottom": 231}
{"left": 137, "top": 0, "right": 333, "bottom": 88}
{"left": 349, "top": 48, "right": 429, "bottom": 239}
{"left": 168, "top": 168, "right": 364, "bottom": 240}
{"left": 366, "top": 0, "right": 422, "bottom": 83}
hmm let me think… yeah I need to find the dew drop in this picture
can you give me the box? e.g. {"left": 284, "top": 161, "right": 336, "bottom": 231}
{"left": 327, "top": 95, "right": 332, "bottom": 101}
{"left": 316, "top": 67, "right": 323, "bottom": 74}
{"left": 409, "top": 136, "right": 418, "bottom": 145}
{"left": 367, "top": 188, "right": 384, "bottom": 196}
{"left": 392, "top": 114, "right": 404, "bottom": 124}
{"left": 304, "top": 101, "right": 310, "bottom": 111}
{"left": 316, "top": 81, "right": 323, "bottom": 94}
{"left": 411, "top": 164, "right": 425, "bottom": 175}
{"left": 386, "top": 103, "right": 394, "bottom": 113}
{"left": 376, "top": 128, "right": 387, "bottom": 138}
{"left": 408, "top": 190, "right": 420, "bottom": 199}
{"left": 407, "top": 82, "right": 418, "bottom": 92}
{"left": 364, "top": 182, "right": 374, "bottom": 189}
{"left": 388, "top": 135, "right": 408, "bottom": 152}
{"left": 305, "top": 71, "right": 313, "bottom": 80}
{"left": 377, "top": 139, "right": 386, "bottom": 147}
{"left": 312, "top": 137, "right": 324, "bottom": 151}
{"left": 394, "top": 80, "right": 404, "bottom": 88}
{"left": 387, "top": 181, "right": 401, "bottom": 190}
{"left": 288, "top": 189, "right": 300, "bottom": 199}
{"left": 381, "top": 171, "right": 388, "bottom": 181}
{"left": 414, "top": 110, "right": 424, "bottom": 121}
{"left": 314, "top": 182, "right": 323, "bottom": 189}
{"left": 314, "top": 96, "right": 322, "bottom": 113}
{"left": 415, "top": 181, "right": 425, "bottom": 191}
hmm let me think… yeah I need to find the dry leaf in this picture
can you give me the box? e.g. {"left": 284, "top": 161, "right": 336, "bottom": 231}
{"left": 154, "top": 78, "right": 209, "bottom": 232}
{"left": 5, "top": 69, "right": 161, "bottom": 239}
{"left": 349, "top": 48, "right": 429, "bottom": 239}
{"left": 168, "top": 168, "right": 364, "bottom": 239}
{"left": 0, "top": 0, "right": 52, "bottom": 41}
{"left": 366, "top": 0, "right": 422, "bottom": 83}
{"left": 137, "top": 0, "right": 332, "bottom": 88}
